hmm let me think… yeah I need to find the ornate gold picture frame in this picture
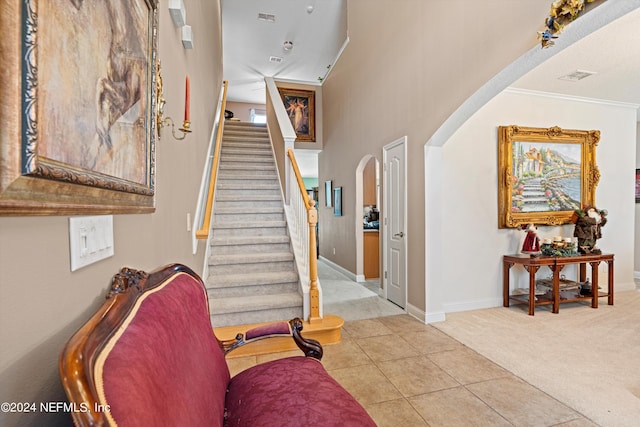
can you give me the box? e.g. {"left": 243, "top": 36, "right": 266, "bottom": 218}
{"left": 498, "top": 125, "right": 600, "bottom": 228}
{"left": 278, "top": 88, "right": 316, "bottom": 142}
{"left": 0, "top": 0, "right": 158, "bottom": 216}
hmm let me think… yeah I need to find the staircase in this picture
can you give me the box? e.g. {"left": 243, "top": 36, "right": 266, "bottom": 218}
{"left": 207, "top": 121, "right": 303, "bottom": 327}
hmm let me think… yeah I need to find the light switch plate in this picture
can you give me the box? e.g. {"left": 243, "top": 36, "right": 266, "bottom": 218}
{"left": 69, "top": 215, "right": 114, "bottom": 271}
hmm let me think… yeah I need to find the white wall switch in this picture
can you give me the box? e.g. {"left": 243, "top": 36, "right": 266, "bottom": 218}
{"left": 69, "top": 215, "right": 114, "bottom": 272}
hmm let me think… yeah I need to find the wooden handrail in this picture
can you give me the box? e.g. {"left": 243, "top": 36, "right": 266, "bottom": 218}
{"left": 287, "top": 149, "right": 313, "bottom": 210}
{"left": 196, "top": 80, "right": 228, "bottom": 240}
{"left": 287, "top": 148, "right": 321, "bottom": 323}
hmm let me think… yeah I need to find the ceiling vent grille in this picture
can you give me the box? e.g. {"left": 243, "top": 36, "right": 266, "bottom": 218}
{"left": 258, "top": 13, "right": 276, "bottom": 22}
{"left": 269, "top": 56, "right": 283, "bottom": 63}
{"left": 558, "top": 70, "right": 597, "bottom": 82}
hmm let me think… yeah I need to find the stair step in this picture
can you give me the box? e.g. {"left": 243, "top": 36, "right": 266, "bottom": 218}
{"left": 214, "top": 206, "right": 284, "bottom": 215}
{"left": 206, "top": 270, "right": 299, "bottom": 298}
{"left": 220, "top": 155, "right": 273, "bottom": 163}
{"left": 210, "top": 234, "right": 290, "bottom": 253}
{"left": 223, "top": 135, "right": 270, "bottom": 143}
{"left": 207, "top": 269, "right": 298, "bottom": 287}
{"left": 220, "top": 144, "right": 273, "bottom": 158}
{"left": 211, "top": 221, "right": 288, "bottom": 237}
{"left": 210, "top": 293, "right": 302, "bottom": 314}
{"left": 215, "top": 194, "right": 282, "bottom": 203}
{"left": 222, "top": 141, "right": 271, "bottom": 150}
{"left": 210, "top": 251, "right": 294, "bottom": 266}
{"left": 213, "top": 211, "right": 285, "bottom": 224}
{"left": 217, "top": 183, "right": 280, "bottom": 190}
{"left": 219, "top": 164, "right": 276, "bottom": 172}
{"left": 210, "top": 292, "right": 302, "bottom": 312}
{"left": 218, "top": 173, "right": 278, "bottom": 181}
{"left": 212, "top": 220, "right": 287, "bottom": 229}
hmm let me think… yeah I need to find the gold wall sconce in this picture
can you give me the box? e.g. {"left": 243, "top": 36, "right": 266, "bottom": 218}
{"left": 156, "top": 62, "right": 192, "bottom": 140}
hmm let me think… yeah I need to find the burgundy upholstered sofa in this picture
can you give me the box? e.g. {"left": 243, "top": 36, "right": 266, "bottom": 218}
{"left": 59, "top": 263, "right": 376, "bottom": 426}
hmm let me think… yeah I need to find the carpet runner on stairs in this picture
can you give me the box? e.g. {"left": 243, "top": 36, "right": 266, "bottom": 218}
{"left": 207, "top": 121, "right": 303, "bottom": 327}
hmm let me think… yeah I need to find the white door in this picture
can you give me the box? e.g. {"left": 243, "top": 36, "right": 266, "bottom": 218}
{"left": 383, "top": 137, "right": 407, "bottom": 308}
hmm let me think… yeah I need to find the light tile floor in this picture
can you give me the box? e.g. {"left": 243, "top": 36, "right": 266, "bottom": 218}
{"left": 226, "top": 263, "right": 601, "bottom": 426}
{"left": 227, "top": 315, "right": 596, "bottom": 426}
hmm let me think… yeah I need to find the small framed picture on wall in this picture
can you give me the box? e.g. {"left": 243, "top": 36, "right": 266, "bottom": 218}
{"left": 325, "top": 180, "right": 332, "bottom": 207}
{"left": 334, "top": 187, "right": 342, "bottom": 216}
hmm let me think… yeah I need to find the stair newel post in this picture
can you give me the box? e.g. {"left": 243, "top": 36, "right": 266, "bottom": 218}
{"left": 308, "top": 199, "right": 321, "bottom": 323}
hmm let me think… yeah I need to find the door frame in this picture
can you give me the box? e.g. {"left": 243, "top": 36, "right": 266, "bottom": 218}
{"left": 382, "top": 136, "right": 408, "bottom": 309}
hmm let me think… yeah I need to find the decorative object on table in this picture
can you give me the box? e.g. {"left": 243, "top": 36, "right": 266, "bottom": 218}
{"left": 0, "top": 0, "right": 159, "bottom": 215}
{"left": 573, "top": 206, "right": 607, "bottom": 254}
{"left": 540, "top": 235, "right": 577, "bottom": 257}
{"left": 497, "top": 125, "right": 600, "bottom": 229}
{"left": 538, "top": 0, "right": 596, "bottom": 48}
{"left": 520, "top": 223, "right": 541, "bottom": 255}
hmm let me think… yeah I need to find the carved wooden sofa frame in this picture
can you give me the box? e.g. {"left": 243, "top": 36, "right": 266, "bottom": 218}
{"left": 59, "top": 263, "right": 375, "bottom": 426}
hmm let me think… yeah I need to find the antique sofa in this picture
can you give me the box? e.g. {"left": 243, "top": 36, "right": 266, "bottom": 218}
{"left": 59, "top": 263, "right": 376, "bottom": 426}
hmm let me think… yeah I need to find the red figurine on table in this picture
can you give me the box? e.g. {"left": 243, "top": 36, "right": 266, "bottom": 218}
{"left": 521, "top": 223, "right": 540, "bottom": 254}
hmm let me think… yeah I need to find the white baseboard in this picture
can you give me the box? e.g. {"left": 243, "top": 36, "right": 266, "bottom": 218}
{"left": 634, "top": 271, "right": 640, "bottom": 280}
{"left": 319, "top": 256, "right": 357, "bottom": 281}
{"left": 355, "top": 274, "right": 366, "bottom": 283}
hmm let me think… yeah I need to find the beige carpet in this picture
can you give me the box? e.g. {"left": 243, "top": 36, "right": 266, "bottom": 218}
{"left": 433, "top": 290, "right": 640, "bottom": 427}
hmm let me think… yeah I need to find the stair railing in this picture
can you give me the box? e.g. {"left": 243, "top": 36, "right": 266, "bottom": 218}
{"left": 195, "top": 80, "right": 228, "bottom": 241}
{"left": 287, "top": 148, "right": 321, "bottom": 323}
{"left": 265, "top": 76, "right": 322, "bottom": 323}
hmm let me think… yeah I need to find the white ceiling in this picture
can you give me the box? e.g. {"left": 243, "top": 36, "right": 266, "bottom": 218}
{"left": 221, "top": 0, "right": 347, "bottom": 104}
{"left": 511, "top": 6, "right": 640, "bottom": 114}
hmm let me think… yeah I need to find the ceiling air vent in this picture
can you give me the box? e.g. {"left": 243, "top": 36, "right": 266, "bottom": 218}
{"left": 258, "top": 13, "right": 276, "bottom": 23}
{"left": 269, "top": 56, "right": 283, "bottom": 63}
{"left": 558, "top": 70, "right": 597, "bottom": 82}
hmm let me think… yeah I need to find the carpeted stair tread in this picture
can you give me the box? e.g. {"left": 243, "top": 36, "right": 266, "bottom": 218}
{"left": 215, "top": 194, "right": 282, "bottom": 202}
{"left": 209, "top": 252, "right": 294, "bottom": 266}
{"left": 209, "top": 292, "right": 303, "bottom": 315}
{"left": 212, "top": 220, "right": 286, "bottom": 229}
{"left": 210, "top": 234, "right": 289, "bottom": 246}
{"left": 206, "top": 270, "right": 299, "bottom": 288}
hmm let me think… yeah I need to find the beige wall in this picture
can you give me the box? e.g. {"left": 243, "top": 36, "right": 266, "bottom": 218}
{"left": 0, "top": 1, "right": 223, "bottom": 425}
{"left": 225, "top": 101, "right": 266, "bottom": 122}
{"left": 319, "top": 0, "right": 550, "bottom": 313}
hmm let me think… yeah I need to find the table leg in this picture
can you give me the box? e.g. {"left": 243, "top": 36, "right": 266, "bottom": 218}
{"left": 579, "top": 263, "right": 586, "bottom": 282}
{"left": 607, "top": 259, "right": 614, "bottom": 305}
{"left": 524, "top": 265, "right": 539, "bottom": 316}
{"left": 590, "top": 261, "right": 601, "bottom": 308}
{"left": 550, "top": 264, "right": 564, "bottom": 314}
{"left": 503, "top": 261, "right": 514, "bottom": 307}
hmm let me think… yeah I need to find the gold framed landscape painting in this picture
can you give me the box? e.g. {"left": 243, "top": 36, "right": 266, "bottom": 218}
{"left": 497, "top": 125, "right": 600, "bottom": 228}
{"left": 0, "top": 0, "right": 158, "bottom": 215}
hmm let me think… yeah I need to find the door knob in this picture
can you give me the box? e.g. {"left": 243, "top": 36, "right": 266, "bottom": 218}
{"left": 394, "top": 232, "right": 404, "bottom": 238}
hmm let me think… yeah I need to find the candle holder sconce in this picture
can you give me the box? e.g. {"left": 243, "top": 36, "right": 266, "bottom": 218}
{"left": 156, "top": 62, "right": 191, "bottom": 140}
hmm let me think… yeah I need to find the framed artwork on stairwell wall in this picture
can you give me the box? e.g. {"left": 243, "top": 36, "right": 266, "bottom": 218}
{"left": 278, "top": 88, "right": 316, "bottom": 142}
{"left": 497, "top": 125, "right": 600, "bottom": 228}
{"left": 0, "top": 0, "right": 158, "bottom": 215}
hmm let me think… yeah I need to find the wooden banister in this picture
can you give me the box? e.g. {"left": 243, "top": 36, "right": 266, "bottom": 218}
{"left": 196, "top": 80, "right": 228, "bottom": 240}
{"left": 287, "top": 148, "right": 321, "bottom": 323}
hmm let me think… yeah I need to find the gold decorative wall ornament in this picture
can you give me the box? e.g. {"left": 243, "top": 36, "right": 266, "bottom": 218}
{"left": 156, "top": 62, "right": 192, "bottom": 141}
{"left": 498, "top": 125, "right": 600, "bottom": 228}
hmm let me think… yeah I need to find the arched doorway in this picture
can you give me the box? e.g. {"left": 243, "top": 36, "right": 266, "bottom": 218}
{"left": 355, "top": 155, "right": 380, "bottom": 287}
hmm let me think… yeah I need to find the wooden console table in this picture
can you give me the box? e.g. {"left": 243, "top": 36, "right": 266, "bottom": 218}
{"left": 503, "top": 253, "right": 614, "bottom": 315}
